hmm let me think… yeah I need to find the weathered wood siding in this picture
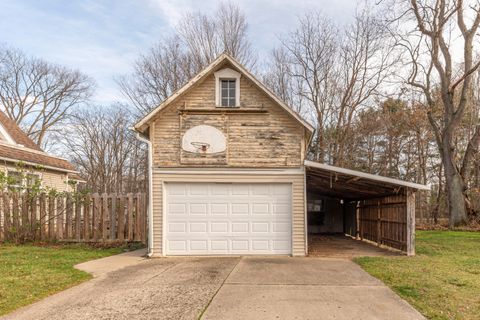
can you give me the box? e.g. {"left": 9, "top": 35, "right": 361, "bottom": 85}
{"left": 150, "top": 63, "right": 306, "bottom": 168}
{"left": 151, "top": 171, "right": 307, "bottom": 256}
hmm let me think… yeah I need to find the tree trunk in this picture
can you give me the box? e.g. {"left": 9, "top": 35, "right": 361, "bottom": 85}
{"left": 442, "top": 145, "right": 468, "bottom": 227}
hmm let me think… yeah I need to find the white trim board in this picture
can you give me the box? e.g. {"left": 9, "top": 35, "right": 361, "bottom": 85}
{"left": 304, "top": 160, "right": 430, "bottom": 191}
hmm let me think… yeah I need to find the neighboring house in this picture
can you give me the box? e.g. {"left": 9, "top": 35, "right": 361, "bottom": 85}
{"left": 0, "top": 111, "right": 80, "bottom": 192}
{"left": 134, "top": 54, "right": 429, "bottom": 257}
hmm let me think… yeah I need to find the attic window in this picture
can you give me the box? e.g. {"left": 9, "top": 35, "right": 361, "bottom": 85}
{"left": 214, "top": 68, "right": 241, "bottom": 107}
{"left": 221, "top": 79, "right": 236, "bottom": 107}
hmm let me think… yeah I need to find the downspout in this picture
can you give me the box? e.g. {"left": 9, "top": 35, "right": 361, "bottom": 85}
{"left": 131, "top": 128, "right": 154, "bottom": 258}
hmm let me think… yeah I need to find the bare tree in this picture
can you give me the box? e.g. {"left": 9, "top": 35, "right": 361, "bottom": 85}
{"left": 393, "top": 0, "right": 480, "bottom": 226}
{"left": 119, "top": 1, "right": 256, "bottom": 115}
{"left": 269, "top": 6, "right": 395, "bottom": 165}
{"left": 118, "top": 36, "right": 194, "bottom": 117}
{"left": 59, "top": 104, "right": 146, "bottom": 193}
{"left": 178, "top": 1, "right": 256, "bottom": 70}
{"left": 0, "top": 47, "right": 94, "bottom": 147}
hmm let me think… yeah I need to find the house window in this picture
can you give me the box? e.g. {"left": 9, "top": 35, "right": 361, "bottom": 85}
{"left": 7, "top": 171, "right": 23, "bottom": 188}
{"left": 214, "top": 68, "right": 241, "bottom": 107}
{"left": 6, "top": 171, "right": 40, "bottom": 189}
{"left": 221, "top": 79, "right": 236, "bottom": 107}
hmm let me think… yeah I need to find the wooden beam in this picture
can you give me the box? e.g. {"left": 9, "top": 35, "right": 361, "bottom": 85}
{"left": 346, "top": 176, "right": 361, "bottom": 183}
{"left": 406, "top": 188, "right": 416, "bottom": 256}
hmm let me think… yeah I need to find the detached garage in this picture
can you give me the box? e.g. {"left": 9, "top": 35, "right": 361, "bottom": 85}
{"left": 133, "top": 53, "right": 429, "bottom": 257}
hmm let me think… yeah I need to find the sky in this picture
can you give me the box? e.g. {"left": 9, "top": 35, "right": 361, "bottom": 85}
{"left": 0, "top": 0, "right": 356, "bottom": 105}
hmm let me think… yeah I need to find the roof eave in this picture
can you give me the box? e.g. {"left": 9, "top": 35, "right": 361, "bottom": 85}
{"left": 305, "top": 160, "right": 431, "bottom": 191}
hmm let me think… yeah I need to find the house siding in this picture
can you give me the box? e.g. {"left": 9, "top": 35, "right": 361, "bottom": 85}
{"left": 151, "top": 170, "right": 306, "bottom": 257}
{"left": 150, "top": 64, "right": 306, "bottom": 168}
{"left": 1, "top": 163, "right": 70, "bottom": 192}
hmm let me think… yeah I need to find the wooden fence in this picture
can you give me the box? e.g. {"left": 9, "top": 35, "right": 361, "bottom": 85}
{"left": 358, "top": 192, "right": 415, "bottom": 254}
{"left": 0, "top": 192, "right": 147, "bottom": 243}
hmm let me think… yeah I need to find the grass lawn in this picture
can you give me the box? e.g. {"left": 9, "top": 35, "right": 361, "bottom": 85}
{"left": 0, "top": 243, "right": 139, "bottom": 316}
{"left": 355, "top": 231, "right": 480, "bottom": 320}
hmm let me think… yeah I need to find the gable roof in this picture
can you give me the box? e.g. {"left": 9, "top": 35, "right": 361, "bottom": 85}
{"left": 134, "top": 53, "right": 315, "bottom": 133}
{"left": 0, "top": 111, "right": 77, "bottom": 173}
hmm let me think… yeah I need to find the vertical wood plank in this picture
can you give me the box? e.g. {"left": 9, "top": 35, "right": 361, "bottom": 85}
{"left": 117, "top": 196, "right": 125, "bottom": 241}
{"left": 65, "top": 194, "right": 73, "bottom": 239}
{"left": 127, "top": 193, "right": 133, "bottom": 241}
{"left": 93, "top": 194, "right": 100, "bottom": 241}
{"left": 406, "top": 189, "right": 416, "bottom": 256}
{"left": 84, "top": 195, "right": 91, "bottom": 240}
{"left": 12, "top": 193, "right": 19, "bottom": 240}
{"left": 22, "top": 193, "right": 29, "bottom": 238}
{"left": 75, "top": 196, "right": 81, "bottom": 241}
{"left": 134, "top": 194, "right": 141, "bottom": 241}
{"left": 110, "top": 195, "right": 116, "bottom": 240}
{"left": 3, "top": 193, "right": 10, "bottom": 241}
{"left": 102, "top": 193, "right": 108, "bottom": 241}
{"left": 31, "top": 194, "right": 39, "bottom": 240}
{"left": 56, "top": 196, "right": 64, "bottom": 239}
{"left": 41, "top": 194, "right": 50, "bottom": 240}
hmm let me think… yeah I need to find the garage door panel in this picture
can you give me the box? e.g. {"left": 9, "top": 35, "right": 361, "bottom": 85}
{"left": 165, "top": 183, "right": 292, "bottom": 255}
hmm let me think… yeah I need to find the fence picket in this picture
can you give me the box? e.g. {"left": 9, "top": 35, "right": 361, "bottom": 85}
{"left": 1, "top": 192, "right": 146, "bottom": 243}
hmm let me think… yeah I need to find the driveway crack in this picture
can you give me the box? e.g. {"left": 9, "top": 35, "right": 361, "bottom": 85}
{"left": 197, "top": 257, "right": 242, "bottom": 320}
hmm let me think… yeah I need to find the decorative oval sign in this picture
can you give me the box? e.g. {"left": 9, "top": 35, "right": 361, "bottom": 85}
{"left": 182, "top": 125, "right": 226, "bottom": 154}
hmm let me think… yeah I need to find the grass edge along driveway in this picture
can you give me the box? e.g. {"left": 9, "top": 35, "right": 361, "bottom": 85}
{"left": 355, "top": 231, "right": 480, "bottom": 320}
{"left": 0, "top": 243, "right": 137, "bottom": 316}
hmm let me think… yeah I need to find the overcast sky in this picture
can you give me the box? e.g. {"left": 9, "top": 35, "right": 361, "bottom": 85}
{"left": 0, "top": 0, "right": 356, "bottom": 105}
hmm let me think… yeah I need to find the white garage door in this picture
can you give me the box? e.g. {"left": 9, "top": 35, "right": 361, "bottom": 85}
{"left": 165, "top": 183, "right": 292, "bottom": 255}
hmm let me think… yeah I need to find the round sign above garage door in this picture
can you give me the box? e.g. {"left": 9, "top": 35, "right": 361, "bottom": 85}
{"left": 164, "top": 182, "right": 292, "bottom": 255}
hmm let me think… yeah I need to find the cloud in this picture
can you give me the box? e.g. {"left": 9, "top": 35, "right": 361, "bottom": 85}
{"left": 0, "top": 0, "right": 358, "bottom": 105}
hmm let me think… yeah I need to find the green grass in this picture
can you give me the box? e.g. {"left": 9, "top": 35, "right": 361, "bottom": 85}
{"left": 355, "top": 231, "right": 480, "bottom": 320}
{"left": 0, "top": 243, "right": 135, "bottom": 316}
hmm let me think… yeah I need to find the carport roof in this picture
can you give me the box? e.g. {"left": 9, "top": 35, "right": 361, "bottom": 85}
{"left": 305, "top": 160, "right": 430, "bottom": 200}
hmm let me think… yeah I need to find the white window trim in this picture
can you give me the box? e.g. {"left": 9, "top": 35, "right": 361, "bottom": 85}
{"left": 0, "top": 123, "right": 16, "bottom": 145}
{"left": 214, "top": 68, "right": 241, "bottom": 107}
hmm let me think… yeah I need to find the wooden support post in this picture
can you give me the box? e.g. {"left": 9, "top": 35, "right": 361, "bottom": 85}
{"left": 75, "top": 197, "right": 81, "bottom": 241}
{"left": 355, "top": 201, "right": 360, "bottom": 240}
{"left": 406, "top": 188, "right": 416, "bottom": 256}
{"left": 377, "top": 200, "right": 382, "bottom": 246}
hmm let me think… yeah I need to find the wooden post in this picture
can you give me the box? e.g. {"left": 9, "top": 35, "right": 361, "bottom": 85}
{"left": 102, "top": 193, "right": 108, "bottom": 241}
{"left": 406, "top": 188, "right": 416, "bottom": 256}
{"left": 117, "top": 196, "right": 125, "bottom": 241}
{"left": 377, "top": 199, "right": 382, "bottom": 246}
{"left": 355, "top": 201, "right": 360, "bottom": 240}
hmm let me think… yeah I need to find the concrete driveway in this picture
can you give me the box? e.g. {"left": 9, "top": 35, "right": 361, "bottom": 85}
{"left": 4, "top": 253, "right": 424, "bottom": 320}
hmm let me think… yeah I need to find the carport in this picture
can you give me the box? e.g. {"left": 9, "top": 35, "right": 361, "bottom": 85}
{"left": 305, "top": 161, "right": 430, "bottom": 256}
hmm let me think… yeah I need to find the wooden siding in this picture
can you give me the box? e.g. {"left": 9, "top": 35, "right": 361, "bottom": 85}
{"left": 151, "top": 171, "right": 306, "bottom": 256}
{"left": 150, "top": 63, "right": 306, "bottom": 168}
